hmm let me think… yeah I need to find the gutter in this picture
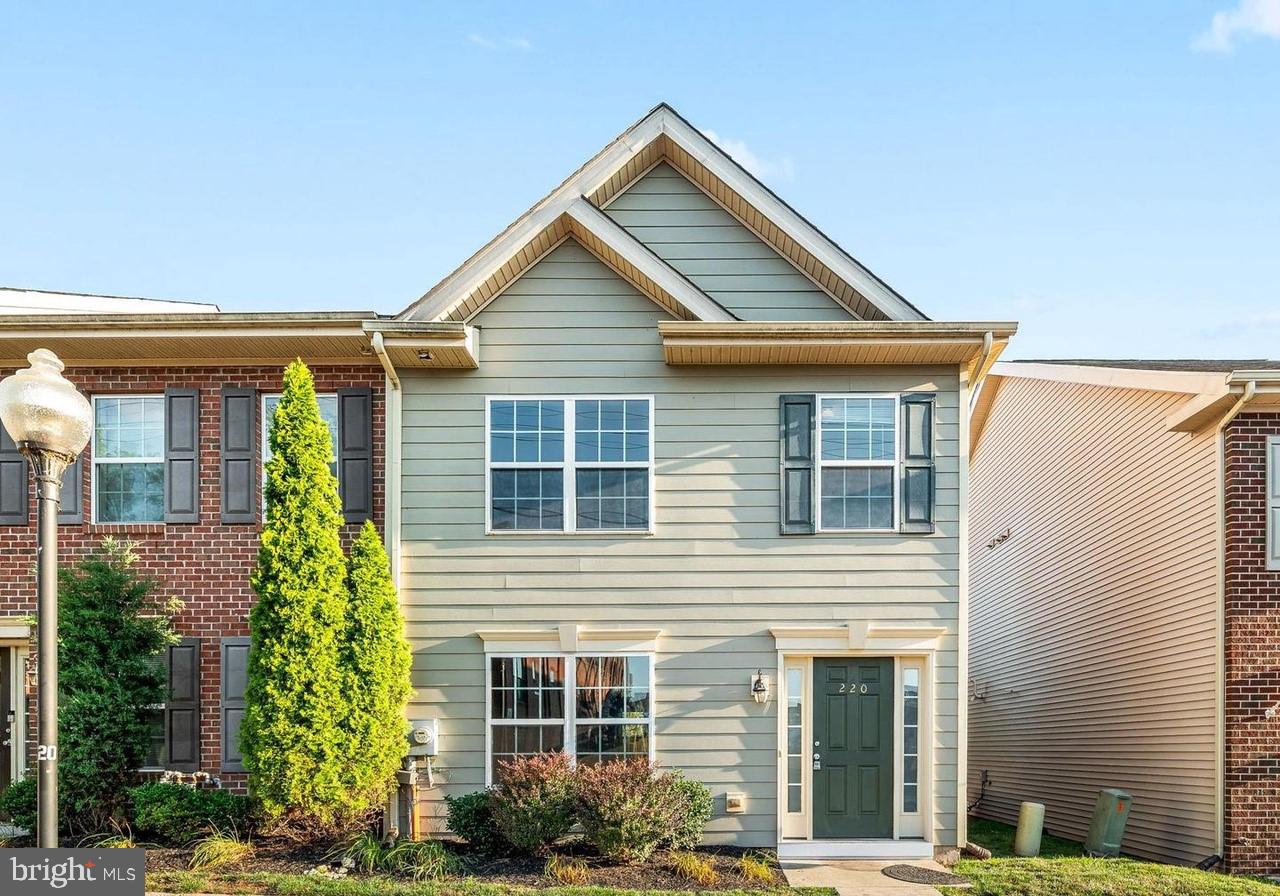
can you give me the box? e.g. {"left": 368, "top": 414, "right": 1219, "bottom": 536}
{"left": 1215, "top": 380, "right": 1256, "bottom": 432}
{"left": 967, "top": 331, "right": 994, "bottom": 413}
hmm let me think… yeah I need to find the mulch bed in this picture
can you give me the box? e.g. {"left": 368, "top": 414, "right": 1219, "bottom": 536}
{"left": 143, "top": 839, "right": 787, "bottom": 891}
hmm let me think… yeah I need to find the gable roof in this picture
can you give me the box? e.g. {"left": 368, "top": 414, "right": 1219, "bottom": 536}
{"left": 398, "top": 104, "right": 927, "bottom": 324}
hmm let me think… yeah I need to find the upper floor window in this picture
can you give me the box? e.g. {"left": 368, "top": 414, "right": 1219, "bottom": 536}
{"left": 486, "top": 396, "right": 653, "bottom": 534}
{"left": 818, "top": 396, "right": 898, "bottom": 531}
{"left": 93, "top": 396, "right": 165, "bottom": 523}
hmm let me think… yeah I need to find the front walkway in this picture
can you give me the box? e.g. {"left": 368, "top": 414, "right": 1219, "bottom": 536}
{"left": 781, "top": 859, "right": 955, "bottom": 896}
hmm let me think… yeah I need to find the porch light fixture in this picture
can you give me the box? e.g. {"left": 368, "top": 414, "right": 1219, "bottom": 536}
{"left": 751, "top": 669, "right": 771, "bottom": 704}
{"left": 0, "top": 349, "right": 93, "bottom": 847}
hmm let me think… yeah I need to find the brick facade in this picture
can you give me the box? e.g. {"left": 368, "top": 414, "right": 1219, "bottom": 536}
{"left": 0, "top": 363, "right": 384, "bottom": 787}
{"left": 1223, "top": 411, "right": 1280, "bottom": 875}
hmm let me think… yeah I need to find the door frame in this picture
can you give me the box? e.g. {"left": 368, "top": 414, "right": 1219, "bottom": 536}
{"left": 772, "top": 625, "right": 944, "bottom": 844}
{"left": 0, "top": 630, "right": 30, "bottom": 790}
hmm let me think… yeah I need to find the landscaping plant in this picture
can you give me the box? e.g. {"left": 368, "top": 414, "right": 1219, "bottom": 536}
{"left": 736, "top": 851, "right": 775, "bottom": 883}
{"left": 188, "top": 828, "right": 255, "bottom": 871}
{"left": 488, "top": 752, "right": 577, "bottom": 855}
{"left": 382, "top": 840, "right": 457, "bottom": 881}
{"left": 129, "top": 782, "right": 257, "bottom": 844}
{"left": 543, "top": 854, "right": 590, "bottom": 886}
{"left": 444, "top": 790, "right": 505, "bottom": 854}
{"left": 665, "top": 771, "right": 714, "bottom": 850}
{"left": 58, "top": 538, "right": 179, "bottom": 831}
{"left": 241, "top": 359, "right": 354, "bottom": 828}
{"left": 670, "top": 851, "right": 718, "bottom": 886}
{"left": 0, "top": 775, "right": 37, "bottom": 831}
{"left": 575, "top": 757, "right": 684, "bottom": 864}
{"left": 341, "top": 521, "right": 413, "bottom": 811}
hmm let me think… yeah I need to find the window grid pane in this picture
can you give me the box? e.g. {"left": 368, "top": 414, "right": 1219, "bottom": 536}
{"left": 575, "top": 399, "right": 649, "bottom": 463}
{"left": 575, "top": 468, "right": 649, "bottom": 530}
{"left": 903, "top": 667, "right": 920, "bottom": 813}
{"left": 820, "top": 397, "right": 895, "bottom": 461}
{"left": 264, "top": 394, "right": 340, "bottom": 476}
{"left": 820, "top": 467, "right": 894, "bottom": 530}
{"left": 786, "top": 667, "right": 803, "bottom": 814}
{"left": 491, "top": 469, "right": 565, "bottom": 531}
{"left": 490, "top": 400, "right": 565, "bottom": 463}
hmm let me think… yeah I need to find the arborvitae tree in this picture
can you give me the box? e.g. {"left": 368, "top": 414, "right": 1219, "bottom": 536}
{"left": 241, "top": 359, "right": 351, "bottom": 826}
{"left": 341, "top": 520, "right": 413, "bottom": 810}
{"left": 58, "top": 538, "right": 178, "bottom": 831}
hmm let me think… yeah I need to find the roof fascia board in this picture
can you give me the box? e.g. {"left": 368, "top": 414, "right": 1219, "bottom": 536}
{"left": 658, "top": 321, "right": 1016, "bottom": 339}
{"left": 654, "top": 108, "right": 925, "bottom": 322}
{"left": 990, "top": 361, "right": 1228, "bottom": 396}
{"left": 565, "top": 200, "right": 733, "bottom": 322}
{"left": 400, "top": 113, "right": 666, "bottom": 321}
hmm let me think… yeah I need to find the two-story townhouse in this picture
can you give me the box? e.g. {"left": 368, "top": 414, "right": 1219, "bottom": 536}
{"left": 0, "top": 295, "right": 462, "bottom": 791}
{"left": 380, "top": 105, "right": 1016, "bottom": 859}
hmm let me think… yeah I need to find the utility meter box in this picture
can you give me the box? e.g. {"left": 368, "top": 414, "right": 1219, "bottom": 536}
{"left": 1084, "top": 788, "right": 1132, "bottom": 857}
{"left": 408, "top": 719, "right": 438, "bottom": 756}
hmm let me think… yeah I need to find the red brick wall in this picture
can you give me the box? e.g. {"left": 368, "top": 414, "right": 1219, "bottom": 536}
{"left": 0, "top": 363, "right": 384, "bottom": 786}
{"left": 1223, "top": 411, "right": 1280, "bottom": 875}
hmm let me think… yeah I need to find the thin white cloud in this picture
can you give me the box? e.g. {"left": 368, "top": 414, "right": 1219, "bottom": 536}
{"left": 1203, "top": 309, "right": 1280, "bottom": 338}
{"left": 703, "top": 129, "right": 796, "bottom": 183}
{"left": 1194, "top": 0, "right": 1280, "bottom": 52}
{"left": 467, "top": 33, "right": 533, "bottom": 52}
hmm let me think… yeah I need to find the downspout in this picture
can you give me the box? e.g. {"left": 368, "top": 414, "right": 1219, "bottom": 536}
{"left": 1215, "top": 380, "right": 1256, "bottom": 433}
{"left": 967, "top": 332, "right": 995, "bottom": 414}
{"left": 370, "top": 331, "right": 401, "bottom": 390}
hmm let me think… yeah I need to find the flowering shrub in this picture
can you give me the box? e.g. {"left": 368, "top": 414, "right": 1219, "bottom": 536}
{"left": 575, "top": 758, "right": 683, "bottom": 864}
{"left": 488, "top": 753, "right": 576, "bottom": 855}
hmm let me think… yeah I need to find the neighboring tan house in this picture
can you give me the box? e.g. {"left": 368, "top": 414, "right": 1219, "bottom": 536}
{"left": 0, "top": 292, "right": 457, "bottom": 792}
{"left": 968, "top": 359, "right": 1280, "bottom": 875}
{"left": 380, "top": 104, "right": 1016, "bottom": 859}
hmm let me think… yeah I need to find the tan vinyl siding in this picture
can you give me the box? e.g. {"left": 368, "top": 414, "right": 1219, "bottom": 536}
{"left": 969, "top": 376, "right": 1219, "bottom": 865}
{"left": 603, "top": 163, "right": 854, "bottom": 322}
{"left": 400, "top": 239, "right": 961, "bottom": 846}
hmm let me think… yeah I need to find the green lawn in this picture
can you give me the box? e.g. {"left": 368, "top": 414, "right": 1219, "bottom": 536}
{"left": 957, "top": 818, "right": 1279, "bottom": 896}
{"left": 147, "top": 870, "right": 830, "bottom": 896}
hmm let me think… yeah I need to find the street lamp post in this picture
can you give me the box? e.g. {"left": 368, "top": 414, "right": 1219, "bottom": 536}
{"left": 0, "top": 349, "right": 92, "bottom": 848}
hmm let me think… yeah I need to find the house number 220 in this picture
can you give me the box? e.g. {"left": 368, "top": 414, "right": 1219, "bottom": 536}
{"left": 837, "top": 683, "right": 869, "bottom": 694}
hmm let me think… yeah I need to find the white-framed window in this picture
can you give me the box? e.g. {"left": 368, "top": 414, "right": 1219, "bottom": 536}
{"left": 486, "top": 653, "right": 655, "bottom": 784}
{"left": 1268, "top": 435, "right": 1279, "bottom": 571}
{"left": 485, "top": 396, "right": 655, "bottom": 534}
{"left": 901, "top": 665, "right": 921, "bottom": 813}
{"left": 92, "top": 395, "right": 165, "bottom": 523}
{"left": 785, "top": 665, "right": 804, "bottom": 814}
{"left": 816, "top": 394, "right": 898, "bottom": 532}
{"left": 262, "top": 392, "right": 340, "bottom": 480}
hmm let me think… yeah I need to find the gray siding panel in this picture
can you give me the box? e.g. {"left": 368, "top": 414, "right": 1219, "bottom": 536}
{"left": 604, "top": 163, "right": 854, "bottom": 321}
{"left": 969, "top": 377, "right": 1219, "bottom": 865}
{"left": 399, "top": 241, "right": 961, "bottom": 846}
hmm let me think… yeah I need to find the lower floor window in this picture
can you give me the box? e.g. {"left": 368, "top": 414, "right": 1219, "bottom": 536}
{"left": 902, "top": 665, "right": 920, "bottom": 813}
{"left": 488, "top": 653, "right": 653, "bottom": 782}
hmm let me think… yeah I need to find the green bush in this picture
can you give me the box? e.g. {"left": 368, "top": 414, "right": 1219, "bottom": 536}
{"left": 575, "top": 758, "right": 684, "bottom": 864}
{"left": 59, "top": 538, "right": 179, "bottom": 831}
{"left": 665, "top": 771, "right": 714, "bottom": 850}
{"left": 0, "top": 776, "right": 37, "bottom": 830}
{"left": 340, "top": 521, "right": 413, "bottom": 812}
{"left": 129, "top": 783, "right": 257, "bottom": 844}
{"left": 444, "top": 790, "right": 505, "bottom": 853}
{"left": 488, "top": 753, "right": 576, "bottom": 855}
{"left": 241, "top": 360, "right": 353, "bottom": 827}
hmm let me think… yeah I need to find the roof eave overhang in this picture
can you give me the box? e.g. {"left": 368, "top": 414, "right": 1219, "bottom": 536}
{"left": 658, "top": 321, "right": 1015, "bottom": 371}
{"left": 1167, "top": 372, "right": 1280, "bottom": 432}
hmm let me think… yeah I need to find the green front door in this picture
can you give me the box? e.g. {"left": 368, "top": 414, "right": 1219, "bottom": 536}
{"left": 812, "top": 657, "right": 893, "bottom": 838}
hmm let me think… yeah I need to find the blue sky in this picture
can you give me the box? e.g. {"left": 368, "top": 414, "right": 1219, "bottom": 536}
{"left": 2, "top": 2, "right": 1277, "bottom": 359}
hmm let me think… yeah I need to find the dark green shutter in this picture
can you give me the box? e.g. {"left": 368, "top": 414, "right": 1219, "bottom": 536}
{"left": 779, "top": 394, "right": 816, "bottom": 535}
{"left": 336, "top": 387, "right": 373, "bottom": 524}
{"left": 164, "top": 388, "right": 200, "bottom": 523}
{"left": 220, "top": 387, "right": 257, "bottom": 523}
{"left": 58, "top": 454, "right": 83, "bottom": 524}
{"left": 900, "top": 392, "right": 936, "bottom": 534}
{"left": 0, "top": 426, "right": 28, "bottom": 525}
{"left": 166, "top": 638, "right": 201, "bottom": 772}
{"left": 221, "top": 637, "right": 250, "bottom": 772}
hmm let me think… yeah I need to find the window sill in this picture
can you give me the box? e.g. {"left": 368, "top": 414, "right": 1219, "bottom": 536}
{"left": 486, "top": 529, "right": 656, "bottom": 537}
{"left": 86, "top": 523, "right": 167, "bottom": 536}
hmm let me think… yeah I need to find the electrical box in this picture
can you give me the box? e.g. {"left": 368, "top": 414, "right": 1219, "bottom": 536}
{"left": 725, "top": 792, "right": 746, "bottom": 814}
{"left": 408, "top": 719, "right": 438, "bottom": 756}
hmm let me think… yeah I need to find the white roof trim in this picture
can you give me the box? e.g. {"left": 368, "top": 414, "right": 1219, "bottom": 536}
{"left": 565, "top": 199, "right": 733, "bottom": 322}
{"left": 399, "top": 105, "right": 922, "bottom": 323}
{"left": 989, "top": 361, "right": 1229, "bottom": 396}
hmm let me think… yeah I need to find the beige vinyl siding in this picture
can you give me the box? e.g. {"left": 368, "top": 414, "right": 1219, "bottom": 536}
{"left": 603, "top": 163, "right": 854, "bottom": 322}
{"left": 969, "top": 375, "right": 1219, "bottom": 865}
{"left": 400, "top": 239, "right": 961, "bottom": 846}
